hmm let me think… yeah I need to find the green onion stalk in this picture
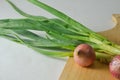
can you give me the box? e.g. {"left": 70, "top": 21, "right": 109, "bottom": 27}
{"left": 0, "top": 0, "right": 120, "bottom": 63}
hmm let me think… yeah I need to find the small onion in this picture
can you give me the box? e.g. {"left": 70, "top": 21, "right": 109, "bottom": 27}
{"left": 73, "top": 44, "right": 96, "bottom": 67}
{"left": 109, "top": 55, "right": 120, "bottom": 79}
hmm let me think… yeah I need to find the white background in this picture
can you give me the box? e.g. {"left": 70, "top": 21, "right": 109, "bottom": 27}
{"left": 0, "top": 0, "right": 120, "bottom": 80}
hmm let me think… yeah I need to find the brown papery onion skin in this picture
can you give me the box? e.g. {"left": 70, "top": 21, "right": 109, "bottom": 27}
{"left": 73, "top": 44, "right": 96, "bottom": 67}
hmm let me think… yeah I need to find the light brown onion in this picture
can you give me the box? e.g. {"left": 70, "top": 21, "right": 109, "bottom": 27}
{"left": 73, "top": 44, "right": 96, "bottom": 67}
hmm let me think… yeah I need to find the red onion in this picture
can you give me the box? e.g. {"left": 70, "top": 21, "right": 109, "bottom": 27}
{"left": 109, "top": 55, "right": 120, "bottom": 79}
{"left": 73, "top": 44, "right": 96, "bottom": 67}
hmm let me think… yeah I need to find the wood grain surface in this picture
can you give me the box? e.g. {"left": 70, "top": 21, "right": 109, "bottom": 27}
{"left": 59, "top": 14, "right": 120, "bottom": 80}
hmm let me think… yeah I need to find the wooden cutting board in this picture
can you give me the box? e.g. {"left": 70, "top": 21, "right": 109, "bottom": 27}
{"left": 59, "top": 14, "right": 120, "bottom": 80}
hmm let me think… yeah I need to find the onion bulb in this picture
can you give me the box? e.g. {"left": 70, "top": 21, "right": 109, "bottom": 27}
{"left": 73, "top": 44, "right": 96, "bottom": 67}
{"left": 109, "top": 55, "right": 120, "bottom": 79}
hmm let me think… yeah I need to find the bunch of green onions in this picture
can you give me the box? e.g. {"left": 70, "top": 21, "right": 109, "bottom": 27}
{"left": 1, "top": 0, "right": 120, "bottom": 63}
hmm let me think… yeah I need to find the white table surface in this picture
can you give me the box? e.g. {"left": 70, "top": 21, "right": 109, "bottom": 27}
{"left": 0, "top": 0, "right": 120, "bottom": 80}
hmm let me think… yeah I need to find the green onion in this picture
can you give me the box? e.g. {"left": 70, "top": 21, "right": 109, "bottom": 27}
{"left": 1, "top": 0, "right": 120, "bottom": 63}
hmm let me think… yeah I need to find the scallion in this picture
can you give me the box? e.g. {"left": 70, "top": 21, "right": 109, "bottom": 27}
{"left": 0, "top": 0, "right": 120, "bottom": 63}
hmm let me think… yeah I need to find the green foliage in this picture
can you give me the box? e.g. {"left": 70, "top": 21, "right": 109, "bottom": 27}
{"left": 0, "top": 0, "right": 120, "bottom": 63}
